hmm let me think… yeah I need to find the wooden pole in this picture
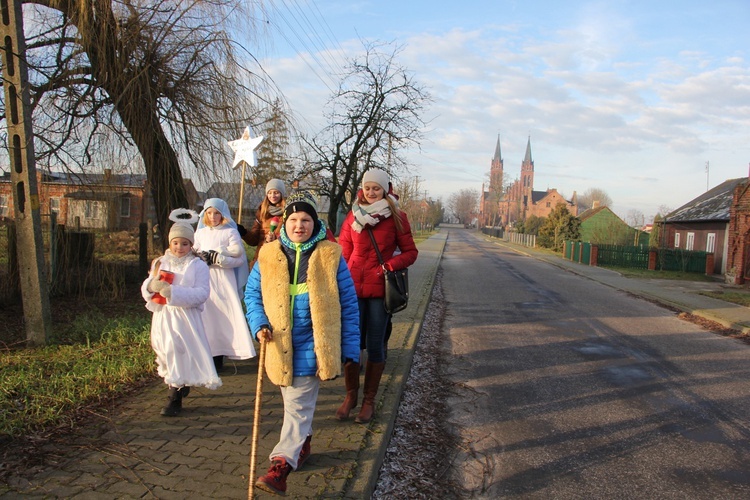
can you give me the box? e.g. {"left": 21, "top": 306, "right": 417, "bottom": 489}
{"left": 248, "top": 339, "right": 267, "bottom": 500}
{"left": 237, "top": 161, "right": 247, "bottom": 224}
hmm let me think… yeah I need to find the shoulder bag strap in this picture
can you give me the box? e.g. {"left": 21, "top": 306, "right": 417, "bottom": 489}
{"left": 367, "top": 227, "right": 385, "bottom": 266}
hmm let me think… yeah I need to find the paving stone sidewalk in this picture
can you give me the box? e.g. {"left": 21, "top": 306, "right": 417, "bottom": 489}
{"left": 0, "top": 233, "right": 447, "bottom": 499}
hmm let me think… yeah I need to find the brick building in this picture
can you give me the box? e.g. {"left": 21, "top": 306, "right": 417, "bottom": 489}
{"left": 480, "top": 136, "right": 578, "bottom": 227}
{"left": 725, "top": 178, "right": 750, "bottom": 283}
{"left": 0, "top": 169, "right": 200, "bottom": 230}
{"left": 661, "top": 177, "right": 745, "bottom": 277}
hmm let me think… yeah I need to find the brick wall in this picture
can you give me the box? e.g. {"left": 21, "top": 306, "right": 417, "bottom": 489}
{"left": 0, "top": 172, "right": 148, "bottom": 230}
{"left": 726, "top": 181, "right": 750, "bottom": 284}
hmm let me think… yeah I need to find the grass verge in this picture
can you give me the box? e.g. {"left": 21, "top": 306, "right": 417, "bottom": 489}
{"left": 602, "top": 266, "right": 721, "bottom": 282}
{"left": 699, "top": 290, "right": 750, "bottom": 307}
{"left": 0, "top": 313, "right": 154, "bottom": 439}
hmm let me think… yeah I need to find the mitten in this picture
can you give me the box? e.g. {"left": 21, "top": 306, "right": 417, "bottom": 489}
{"left": 237, "top": 224, "right": 247, "bottom": 237}
{"left": 148, "top": 278, "right": 168, "bottom": 294}
{"left": 158, "top": 283, "right": 172, "bottom": 299}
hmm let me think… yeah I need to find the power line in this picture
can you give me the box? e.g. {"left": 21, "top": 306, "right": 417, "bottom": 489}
{"left": 266, "top": 0, "right": 349, "bottom": 93}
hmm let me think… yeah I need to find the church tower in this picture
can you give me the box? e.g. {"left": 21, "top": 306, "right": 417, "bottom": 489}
{"left": 490, "top": 135, "right": 503, "bottom": 192}
{"left": 520, "top": 136, "right": 534, "bottom": 192}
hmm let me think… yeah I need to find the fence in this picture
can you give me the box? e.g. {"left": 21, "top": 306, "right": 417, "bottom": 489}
{"left": 481, "top": 227, "right": 537, "bottom": 248}
{"left": 594, "top": 244, "right": 650, "bottom": 269}
{"left": 564, "top": 241, "right": 711, "bottom": 274}
{"left": 1, "top": 217, "right": 157, "bottom": 306}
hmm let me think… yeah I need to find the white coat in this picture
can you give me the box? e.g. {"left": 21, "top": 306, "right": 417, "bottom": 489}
{"left": 142, "top": 252, "right": 221, "bottom": 389}
{"left": 194, "top": 224, "right": 256, "bottom": 360}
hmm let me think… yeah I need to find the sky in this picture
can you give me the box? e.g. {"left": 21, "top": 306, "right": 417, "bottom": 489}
{"left": 255, "top": 0, "right": 750, "bottom": 221}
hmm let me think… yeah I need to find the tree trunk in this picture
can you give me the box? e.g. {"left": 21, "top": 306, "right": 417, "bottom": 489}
{"left": 115, "top": 93, "right": 188, "bottom": 246}
{"left": 51, "top": 0, "right": 188, "bottom": 245}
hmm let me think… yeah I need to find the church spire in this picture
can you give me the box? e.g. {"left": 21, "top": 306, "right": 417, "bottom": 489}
{"left": 493, "top": 134, "right": 502, "bottom": 161}
{"left": 524, "top": 136, "right": 532, "bottom": 163}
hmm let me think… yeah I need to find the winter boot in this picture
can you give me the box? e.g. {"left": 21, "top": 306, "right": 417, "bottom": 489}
{"left": 213, "top": 355, "right": 224, "bottom": 372}
{"left": 355, "top": 361, "right": 385, "bottom": 424}
{"left": 179, "top": 386, "right": 190, "bottom": 398}
{"left": 255, "top": 457, "right": 292, "bottom": 495}
{"left": 335, "top": 362, "right": 360, "bottom": 420}
{"left": 160, "top": 387, "right": 183, "bottom": 417}
{"left": 297, "top": 435, "right": 312, "bottom": 469}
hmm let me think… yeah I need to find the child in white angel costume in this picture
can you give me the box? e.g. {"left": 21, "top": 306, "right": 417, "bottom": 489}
{"left": 142, "top": 209, "right": 221, "bottom": 417}
{"left": 194, "top": 198, "right": 256, "bottom": 372}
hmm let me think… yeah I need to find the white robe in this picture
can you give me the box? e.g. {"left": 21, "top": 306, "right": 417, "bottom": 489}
{"left": 142, "top": 252, "right": 221, "bottom": 389}
{"left": 194, "top": 225, "right": 256, "bottom": 360}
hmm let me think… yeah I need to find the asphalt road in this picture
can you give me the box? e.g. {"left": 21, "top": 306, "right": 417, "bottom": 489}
{"left": 440, "top": 228, "right": 750, "bottom": 498}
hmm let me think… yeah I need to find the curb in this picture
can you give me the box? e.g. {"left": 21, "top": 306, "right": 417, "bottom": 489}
{"left": 344, "top": 232, "right": 447, "bottom": 498}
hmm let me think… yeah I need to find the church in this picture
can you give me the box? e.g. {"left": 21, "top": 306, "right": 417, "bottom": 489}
{"left": 480, "top": 135, "right": 578, "bottom": 228}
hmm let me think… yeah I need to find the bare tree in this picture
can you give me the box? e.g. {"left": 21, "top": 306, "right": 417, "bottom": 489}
{"left": 577, "top": 187, "right": 613, "bottom": 211}
{"left": 448, "top": 188, "right": 478, "bottom": 226}
{"left": 393, "top": 176, "right": 422, "bottom": 214}
{"left": 626, "top": 209, "right": 645, "bottom": 228}
{"left": 299, "top": 41, "right": 431, "bottom": 231}
{"left": 2, "top": 0, "right": 275, "bottom": 241}
{"left": 483, "top": 170, "right": 505, "bottom": 227}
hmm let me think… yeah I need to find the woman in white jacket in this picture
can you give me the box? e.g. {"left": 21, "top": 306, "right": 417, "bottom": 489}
{"left": 194, "top": 198, "right": 256, "bottom": 371}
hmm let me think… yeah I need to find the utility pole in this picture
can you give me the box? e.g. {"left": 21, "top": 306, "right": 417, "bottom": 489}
{"left": 1, "top": 0, "right": 52, "bottom": 345}
{"left": 706, "top": 161, "right": 709, "bottom": 191}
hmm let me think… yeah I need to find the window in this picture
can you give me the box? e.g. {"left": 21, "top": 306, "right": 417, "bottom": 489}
{"left": 706, "top": 233, "right": 716, "bottom": 253}
{"left": 686, "top": 232, "right": 695, "bottom": 251}
{"left": 84, "top": 200, "right": 100, "bottom": 219}
{"left": 674, "top": 233, "right": 681, "bottom": 248}
{"left": 120, "top": 197, "right": 131, "bottom": 217}
{"left": 546, "top": 202, "right": 551, "bottom": 208}
{"left": 0, "top": 195, "right": 8, "bottom": 216}
{"left": 50, "top": 197, "right": 60, "bottom": 214}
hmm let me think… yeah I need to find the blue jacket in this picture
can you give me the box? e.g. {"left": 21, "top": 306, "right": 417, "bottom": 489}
{"left": 244, "top": 223, "right": 360, "bottom": 384}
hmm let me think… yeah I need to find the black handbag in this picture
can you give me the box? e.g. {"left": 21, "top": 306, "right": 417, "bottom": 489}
{"left": 367, "top": 228, "right": 409, "bottom": 314}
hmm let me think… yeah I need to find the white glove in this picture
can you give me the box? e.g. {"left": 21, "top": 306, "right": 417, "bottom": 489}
{"left": 148, "top": 279, "right": 172, "bottom": 299}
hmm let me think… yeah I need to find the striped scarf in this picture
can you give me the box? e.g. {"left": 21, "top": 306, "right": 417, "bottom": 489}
{"left": 351, "top": 199, "right": 392, "bottom": 233}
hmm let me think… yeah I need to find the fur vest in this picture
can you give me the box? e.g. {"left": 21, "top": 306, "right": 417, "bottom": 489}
{"left": 256, "top": 240, "right": 343, "bottom": 386}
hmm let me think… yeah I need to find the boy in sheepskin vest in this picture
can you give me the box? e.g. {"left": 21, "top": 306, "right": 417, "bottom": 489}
{"left": 244, "top": 191, "right": 360, "bottom": 496}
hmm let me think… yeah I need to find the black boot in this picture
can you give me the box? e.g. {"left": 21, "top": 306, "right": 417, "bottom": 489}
{"left": 161, "top": 387, "right": 183, "bottom": 417}
{"left": 213, "top": 355, "right": 224, "bottom": 373}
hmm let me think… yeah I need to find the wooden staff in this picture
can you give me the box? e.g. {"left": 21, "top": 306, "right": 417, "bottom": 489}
{"left": 248, "top": 338, "right": 267, "bottom": 500}
{"left": 237, "top": 160, "right": 247, "bottom": 224}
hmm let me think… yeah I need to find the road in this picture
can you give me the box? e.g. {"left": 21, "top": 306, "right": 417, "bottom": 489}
{"left": 440, "top": 228, "right": 750, "bottom": 498}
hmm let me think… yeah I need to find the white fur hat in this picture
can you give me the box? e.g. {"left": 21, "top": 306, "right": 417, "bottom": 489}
{"left": 362, "top": 169, "right": 390, "bottom": 192}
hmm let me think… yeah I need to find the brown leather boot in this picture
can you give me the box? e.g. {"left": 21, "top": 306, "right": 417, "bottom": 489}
{"left": 355, "top": 361, "right": 385, "bottom": 424}
{"left": 335, "top": 361, "right": 360, "bottom": 420}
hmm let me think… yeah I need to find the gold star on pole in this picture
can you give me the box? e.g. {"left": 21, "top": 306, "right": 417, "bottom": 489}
{"left": 227, "top": 126, "right": 264, "bottom": 169}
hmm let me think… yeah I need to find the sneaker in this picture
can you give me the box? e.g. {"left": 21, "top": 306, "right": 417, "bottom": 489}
{"left": 297, "top": 435, "right": 312, "bottom": 469}
{"left": 255, "top": 457, "right": 292, "bottom": 495}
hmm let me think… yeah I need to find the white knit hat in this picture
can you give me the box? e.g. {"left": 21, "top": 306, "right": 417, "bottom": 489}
{"left": 168, "top": 208, "right": 199, "bottom": 244}
{"left": 265, "top": 179, "right": 286, "bottom": 197}
{"left": 362, "top": 169, "right": 390, "bottom": 192}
